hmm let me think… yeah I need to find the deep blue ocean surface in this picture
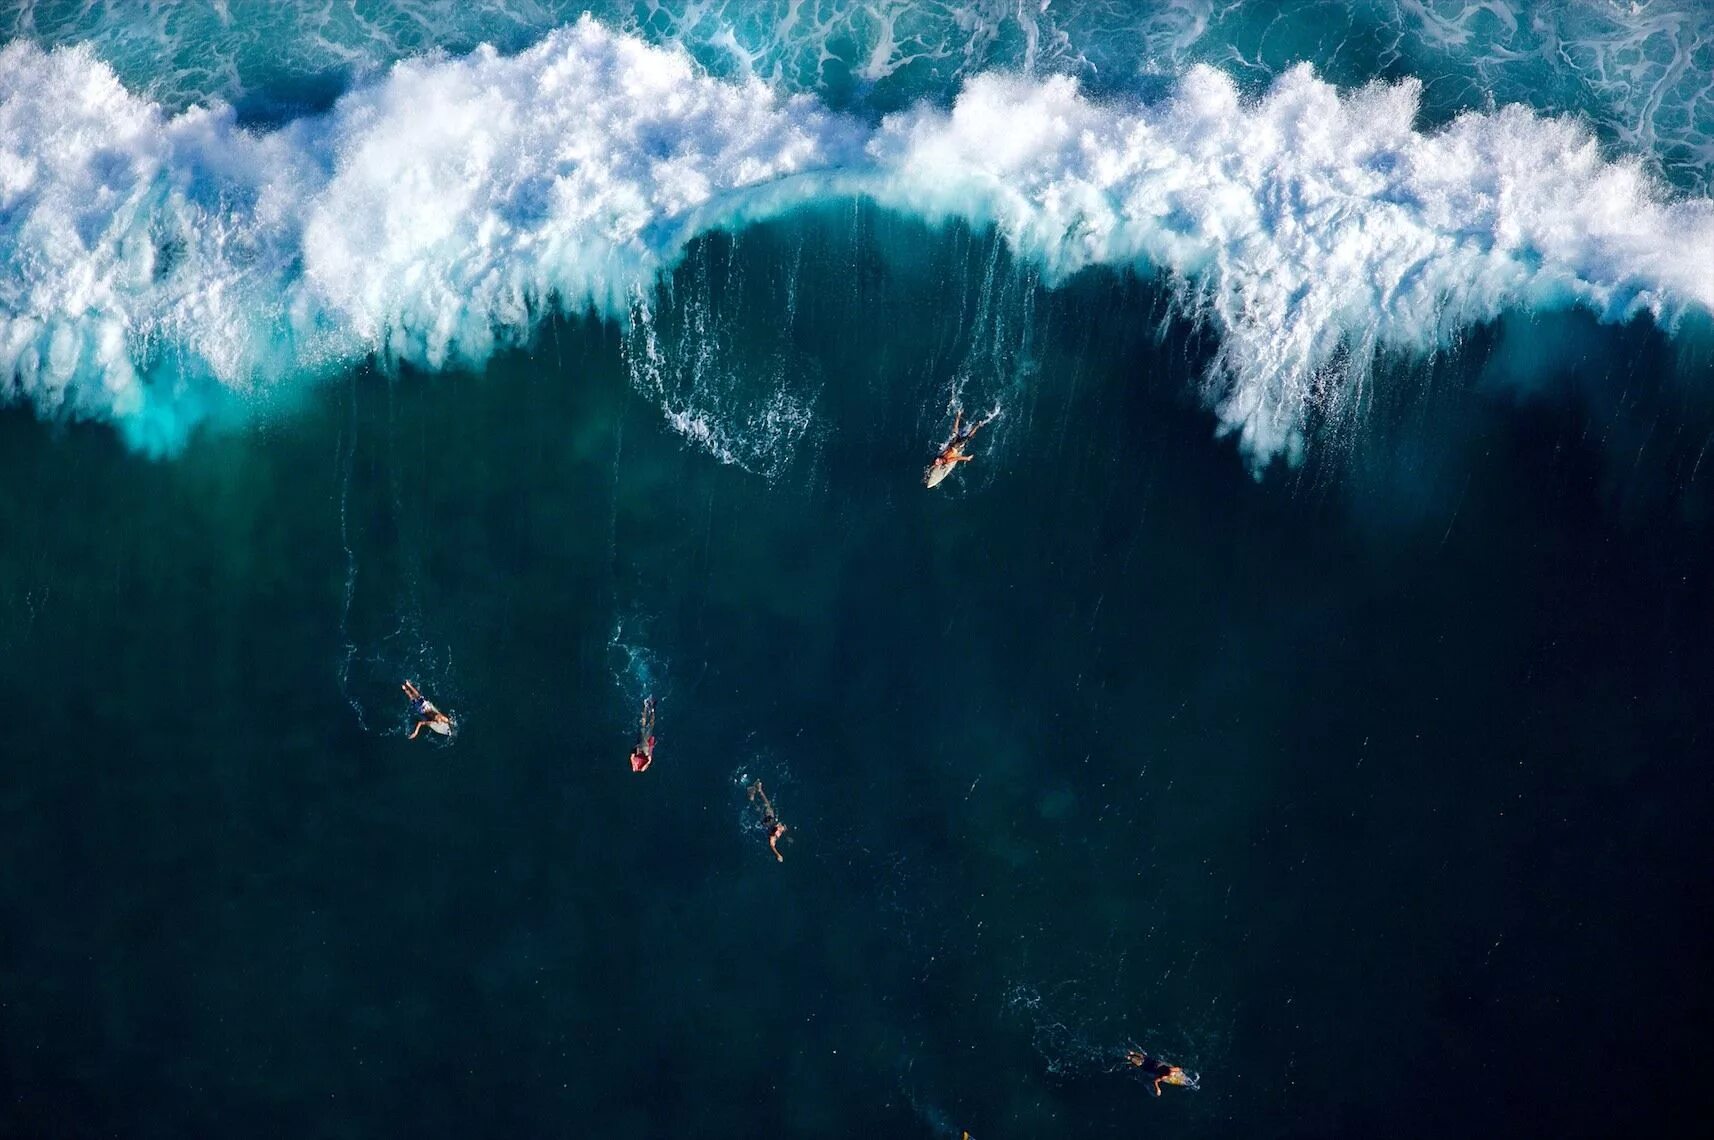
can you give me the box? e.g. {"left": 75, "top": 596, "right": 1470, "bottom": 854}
{"left": 4, "top": 5, "right": 1714, "bottom": 1138}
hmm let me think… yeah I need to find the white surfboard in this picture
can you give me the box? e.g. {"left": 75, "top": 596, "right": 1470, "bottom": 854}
{"left": 420, "top": 700, "right": 453, "bottom": 736}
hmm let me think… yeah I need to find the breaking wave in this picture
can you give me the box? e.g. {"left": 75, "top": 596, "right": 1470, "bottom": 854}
{"left": 2, "top": 15, "right": 1710, "bottom": 465}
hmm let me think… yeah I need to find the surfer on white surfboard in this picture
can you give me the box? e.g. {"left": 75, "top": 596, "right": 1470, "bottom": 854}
{"left": 1124, "top": 1047, "right": 1199, "bottom": 1096}
{"left": 924, "top": 406, "right": 1000, "bottom": 488}
{"left": 402, "top": 680, "right": 454, "bottom": 740}
{"left": 629, "top": 695, "right": 657, "bottom": 773}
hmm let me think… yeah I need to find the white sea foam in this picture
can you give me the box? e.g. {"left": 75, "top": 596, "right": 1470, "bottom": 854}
{"left": 2, "top": 17, "right": 1711, "bottom": 464}
{"left": 0, "top": 18, "right": 863, "bottom": 450}
{"left": 14, "top": 3, "right": 1711, "bottom": 196}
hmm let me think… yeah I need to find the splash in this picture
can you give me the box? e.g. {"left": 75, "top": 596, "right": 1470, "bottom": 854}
{"left": 2, "top": 17, "right": 1711, "bottom": 467}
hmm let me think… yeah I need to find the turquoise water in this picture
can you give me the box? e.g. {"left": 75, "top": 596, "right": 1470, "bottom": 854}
{"left": 4, "top": 7, "right": 1714, "bottom": 1138}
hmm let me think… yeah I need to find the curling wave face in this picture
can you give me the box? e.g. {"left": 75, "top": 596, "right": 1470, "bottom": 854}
{"left": 1, "top": 16, "right": 1711, "bottom": 463}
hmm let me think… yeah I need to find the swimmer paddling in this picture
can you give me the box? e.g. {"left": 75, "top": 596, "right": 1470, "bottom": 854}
{"left": 747, "top": 779, "right": 788, "bottom": 862}
{"left": 402, "top": 680, "right": 454, "bottom": 740}
{"left": 924, "top": 406, "right": 1000, "bottom": 489}
{"left": 1125, "top": 1047, "right": 1198, "bottom": 1097}
{"left": 629, "top": 695, "right": 657, "bottom": 773}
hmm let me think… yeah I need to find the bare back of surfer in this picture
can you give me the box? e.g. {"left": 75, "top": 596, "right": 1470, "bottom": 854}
{"left": 925, "top": 406, "right": 1000, "bottom": 488}
{"left": 747, "top": 779, "right": 788, "bottom": 862}
{"left": 629, "top": 695, "right": 657, "bottom": 773}
{"left": 402, "top": 680, "right": 453, "bottom": 740}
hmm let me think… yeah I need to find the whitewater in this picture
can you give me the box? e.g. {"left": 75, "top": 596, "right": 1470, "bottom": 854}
{"left": 2, "top": 15, "right": 1711, "bottom": 465}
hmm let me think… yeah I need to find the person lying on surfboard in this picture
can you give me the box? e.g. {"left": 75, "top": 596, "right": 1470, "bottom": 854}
{"left": 747, "top": 779, "right": 788, "bottom": 862}
{"left": 1124, "top": 1047, "right": 1198, "bottom": 1096}
{"left": 629, "top": 695, "right": 657, "bottom": 773}
{"left": 402, "top": 680, "right": 454, "bottom": 740}
{"left": 924, "top": 406, "right": 1001, "bottom": 488}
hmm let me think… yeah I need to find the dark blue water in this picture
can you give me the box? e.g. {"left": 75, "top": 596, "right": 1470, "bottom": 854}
{"left": 4, "top": 208, "right": 1714, "bottom": 1137}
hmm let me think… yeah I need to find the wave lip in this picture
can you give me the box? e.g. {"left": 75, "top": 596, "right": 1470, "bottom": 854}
{"left": 2, "top": 17, "right": 1712, "bottom": 465}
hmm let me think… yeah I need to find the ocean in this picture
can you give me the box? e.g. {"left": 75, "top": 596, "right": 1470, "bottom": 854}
{"left": 3, "top": 4, "right": 1714, "bottom": 1137}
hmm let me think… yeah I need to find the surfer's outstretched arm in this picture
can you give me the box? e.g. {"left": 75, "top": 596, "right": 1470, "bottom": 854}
{"left": 408, "top": 720, "right": 425, "bottom": 740}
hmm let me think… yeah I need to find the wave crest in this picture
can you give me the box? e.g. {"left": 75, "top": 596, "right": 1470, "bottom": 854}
{"left": 2, "top": 17, "right": 1710, "bottom": 464}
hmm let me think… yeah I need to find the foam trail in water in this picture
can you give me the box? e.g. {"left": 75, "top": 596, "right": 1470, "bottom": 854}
{"left": 2, "top": 17, "right": 1711, "bottom": 466}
